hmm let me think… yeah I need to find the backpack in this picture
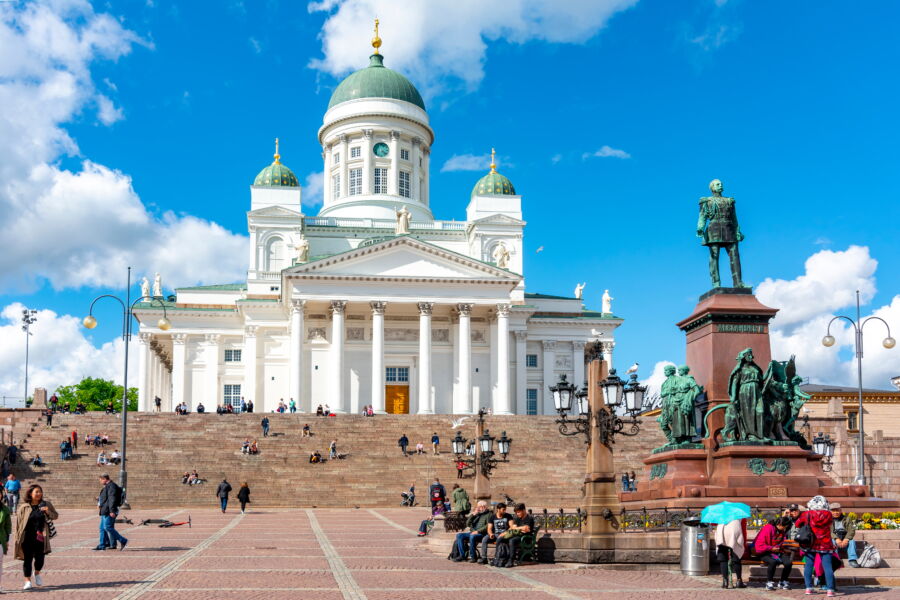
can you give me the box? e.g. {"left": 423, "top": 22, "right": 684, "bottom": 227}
{"left": 858, "top": 543, "right": 881, "bottom": 568}
{"left": 795, "top": 521, "right": 814, "bottom": 549}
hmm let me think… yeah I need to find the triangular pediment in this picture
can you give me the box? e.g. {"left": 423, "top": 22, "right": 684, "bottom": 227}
{"left": 468, "top": 214, "right": 526, "bottom": 226}
{"left": 285, "top": 236, "right": 521, "bottom": 282}
{"left": 248, "top": 206, "right": 302, "bottom": 218}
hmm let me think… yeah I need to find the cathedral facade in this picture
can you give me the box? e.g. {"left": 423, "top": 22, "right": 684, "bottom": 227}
{"left": 133, "top": 40, "right": 620, "bottom": 415}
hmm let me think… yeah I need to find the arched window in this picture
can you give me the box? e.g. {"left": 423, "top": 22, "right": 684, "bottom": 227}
{"left": 267, "top": 237, "right": 285, "bottom": 272}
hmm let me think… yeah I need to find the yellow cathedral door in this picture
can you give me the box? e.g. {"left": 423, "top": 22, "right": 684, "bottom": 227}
{"left": 385, "top": 385, "right": 409, "bottom": 414}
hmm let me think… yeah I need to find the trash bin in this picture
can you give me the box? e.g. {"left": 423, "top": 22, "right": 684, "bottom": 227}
{"left": 680, "top": 518, "right": 710, "bottom": 576}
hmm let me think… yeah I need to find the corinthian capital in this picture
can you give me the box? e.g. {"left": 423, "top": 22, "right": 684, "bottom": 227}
{"left": 417, "top": 302, "right": 434, "bottom": 316}
{"left": 456, "top": 303, "right": 473, "bottom": 316}
{"left": 330, "top": 300, "right": 347, "bottom": 315}
{"left": 370, "top": 301, "right": 387, "bottom": 315}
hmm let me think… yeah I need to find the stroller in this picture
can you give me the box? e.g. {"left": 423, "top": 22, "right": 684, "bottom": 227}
{"left": 400, "top": 490, "right": 416, "bottom": 507}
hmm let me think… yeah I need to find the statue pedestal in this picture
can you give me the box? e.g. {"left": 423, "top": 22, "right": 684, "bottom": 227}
{"left": 676, "top": 288, "right": 778, "bottom": 403}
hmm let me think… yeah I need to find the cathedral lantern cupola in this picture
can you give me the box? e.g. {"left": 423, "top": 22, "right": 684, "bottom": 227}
{"left": 318, "top": 20, "right": 435, "bottom": 222}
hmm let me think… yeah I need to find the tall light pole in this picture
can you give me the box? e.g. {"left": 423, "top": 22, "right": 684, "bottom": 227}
{"left": 83, "top": 267, "right": 171, "bottom": 506}
{"left": 450, "top": 408, "right": 512, "bottom": 502}
{"left": 22, "top": 309, "right": 38, "bottom": 405}
{"left": 821, "top": 290, "right": 895, "bottom": 486}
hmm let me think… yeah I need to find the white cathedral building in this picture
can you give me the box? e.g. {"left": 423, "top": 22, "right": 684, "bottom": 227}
{"left": 134, "top": 36, "right": 621, "bottom": 415}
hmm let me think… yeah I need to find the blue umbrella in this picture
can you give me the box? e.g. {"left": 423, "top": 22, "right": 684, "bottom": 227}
{"left": 700, "top": 501, "right": 751, "bottom": 525}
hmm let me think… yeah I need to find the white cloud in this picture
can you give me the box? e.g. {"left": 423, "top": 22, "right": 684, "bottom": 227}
{"left": 0, "top": 303, "right": 137, "bottom": 400}
{"left": 308, "top": 0, "right": 638, "bottom": 96}
{"left": 0, "top": 1, "right": 248, "bottom": 293}
{"left": 690, "top": 24, "right": 739, "bottom": 51}
{"left": 551, "top": 153, "right": 563, "bottom": 164}
{"left": 441, "top": 153, "right": 490, "bottom": 173}
{"left": 757, "top": 246, "right": 900, "bottom": 388}
{"left": 248, "top": 36, "right": 262, "bottom": 54}
{"left": 302, "top": 171, "right": 324, "bottom": 208}
{"left": 582, "top": 145, "right": 631, "bottom": 159}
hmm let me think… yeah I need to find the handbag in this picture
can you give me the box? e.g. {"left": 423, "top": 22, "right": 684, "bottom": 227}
{"left": 858, "top": 543, "right": 881, "bottom": 568}
{"left": 795, "top": 522, "right": 813, "bottom": 549}
{"left": 47, "top": 519, "right": 57, "bottom": 539}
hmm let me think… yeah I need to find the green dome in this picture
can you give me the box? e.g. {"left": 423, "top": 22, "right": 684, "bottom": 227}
{"left": 254, "top": 159, "right": 299, "bottom": 187}
{"left": 328, "top": 54, "right": 425, "bottom": 111}
{"left": 471, "top": 170, "right": 516, "bottom": 197}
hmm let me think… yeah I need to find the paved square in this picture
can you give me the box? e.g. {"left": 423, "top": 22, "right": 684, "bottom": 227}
{"left": 1, "top": 507, "right": 897, "bottom": 598}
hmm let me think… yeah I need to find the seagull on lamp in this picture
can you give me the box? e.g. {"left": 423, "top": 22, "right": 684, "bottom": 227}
{"left": 450, "top": 416, "right": 471, "bottom": 429}
{"left": 626, "top": 362, "right": 639, "bottom": 374}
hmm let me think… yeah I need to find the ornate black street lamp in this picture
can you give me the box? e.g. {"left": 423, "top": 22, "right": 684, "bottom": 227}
{"left": 552, "top": 369, "right": 645, "bottom": 447}
{"left": 451, "top": 408, "right": 512, "bottom": 499}
{"left": 812, "top": 432, "right": 836, "bottom": 472}
{"left": 83, "top": 267, "right": 171, "bottom": 507}
{"left": 821, "top": 290, "right": 895, "bottom": 486}
{"left": 21, "top": 309, "right": 38, "bottom": 405}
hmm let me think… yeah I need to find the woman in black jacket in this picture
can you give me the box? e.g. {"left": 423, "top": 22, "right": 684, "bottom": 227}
{"left": 237, "top": 483, "right": 250, "bottom": 514}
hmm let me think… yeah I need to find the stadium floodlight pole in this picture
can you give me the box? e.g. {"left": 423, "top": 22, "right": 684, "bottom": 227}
{"left": 821, "top": 290, "right": 895, "bottom": 487}
{"left": 22, "top": 309, "right": 38, "bottom": 405}
{"left": 83, "top": 267, "right": 171, "bottom": 508}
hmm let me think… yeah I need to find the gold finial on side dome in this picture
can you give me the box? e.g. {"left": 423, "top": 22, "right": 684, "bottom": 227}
{"left": 490, "top": 148, "right": 497, "bottom": 173}
{"left": 371, "top": 18, "right": 382, "bottom": 55}
{"left": 274, "top": 138, "right": 281, "bottom": 164}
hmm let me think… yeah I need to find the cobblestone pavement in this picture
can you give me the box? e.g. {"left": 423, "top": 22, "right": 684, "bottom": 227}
{"left": 1, "top": 507, "right": 898, "bottom": 598}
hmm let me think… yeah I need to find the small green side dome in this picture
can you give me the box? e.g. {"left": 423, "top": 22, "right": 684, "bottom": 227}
{"left": 254, "top": 161, "right": 299, "bottom": 187}
{"left": 472, "top": 171, "right": 516, "bottom": 197}
{"left": 328, "top": 54, "right": 425, "bottom": 111}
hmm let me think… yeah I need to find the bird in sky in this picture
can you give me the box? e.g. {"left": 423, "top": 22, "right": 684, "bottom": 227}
{"left": 450, "top": 416, "right": 471, "bottom": 429}
{"left": 626, "top": 362, "right": 639, "bottom": 374}
{"left": 535, "top": 246, "right": 544, "bottom": 253}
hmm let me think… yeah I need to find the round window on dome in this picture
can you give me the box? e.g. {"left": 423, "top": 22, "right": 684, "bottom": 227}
{"left": 373, "top": 142, "right": 389, "bottom": 157}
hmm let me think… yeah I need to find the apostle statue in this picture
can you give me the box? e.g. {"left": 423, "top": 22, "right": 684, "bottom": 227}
{"left": 152, "top": 272, "right": 163, "bottom": 298}
{"left": 602, "top": 289, "right": 614, "bottom": 314}
{"left": 492, "top": 242, "right": 510, "bottom": 268}
{"left": 395, "top": 205, "right": 411, "bottom": 235}
{"left": 140, "top": 276, "right": 151, "bottom": 299}
{"left": 724, "top": 348, "right": 766, "bottom": 441}
{"left": 574, "top": 282, "right": 586, "bottom": 299}
{"left": 696, "top": 179, "right": 747, "bottom": 289}
{"left": 295, "top": 234, "right": 310, "bottom": 263}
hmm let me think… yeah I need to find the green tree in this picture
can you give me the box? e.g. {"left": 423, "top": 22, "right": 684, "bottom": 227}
{"left": 55, "top": 377, "right": 138, "bottom": 412}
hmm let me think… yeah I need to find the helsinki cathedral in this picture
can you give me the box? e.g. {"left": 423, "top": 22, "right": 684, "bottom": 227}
{"left": 134, "top": 26, "right": 621, "bottom": 415}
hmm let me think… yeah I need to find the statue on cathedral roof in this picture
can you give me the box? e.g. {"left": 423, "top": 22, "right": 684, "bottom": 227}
{"left": 574, "top": 282, "right": 586, "bottom": 299}
{"left": 395, "top": 205, "right": 411, "bottom": 235}
{"left": 295, "top": 234, "right": 309, "bottom": 263}
{"left": 492, "top": 242, "right": 510, "bottom": 269}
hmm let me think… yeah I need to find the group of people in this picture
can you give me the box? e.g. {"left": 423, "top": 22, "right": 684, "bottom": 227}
{"left": 275, "top": 399, "right": 297, "bottom": 413}
{"left": 620, "top": 471, "right": 638, "bottom": 492}
{"left": 216, "top": 479, "right": 251, "bottom": 513}
{"left": 315, "top": 404, "right": 334, "bottom": 417}
{"left": 216, "top": 403, "right": 236, "bottom": 414}
{"left": 84, "top": 433, "right": 110, "bottom": 447}
{"left": 241, "top": 438, "right": 260, "bottom": 455}
{"left": 450, "top": 500, "right": 535, "bottom": 568}
{"left": 360, "top": 405, "right": 375, "bottom": 416}
{"left": 715, "top": 495, "right": 858, "bottom": 595}
{"left": 181, "top": 470, "right": 203, "bottom": 485}
{"left": 95, "top": 449, "right": 121, "bottom": 466}
{"left": 396, "top": 433, "right": 441, "bottom": 457}
{"left": 174, "top": 402, "right": 190, "bottom": 415}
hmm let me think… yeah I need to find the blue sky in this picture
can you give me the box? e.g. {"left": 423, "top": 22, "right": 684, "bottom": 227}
{"left": 1, "top": 0, "right": 899, "bottom": 397}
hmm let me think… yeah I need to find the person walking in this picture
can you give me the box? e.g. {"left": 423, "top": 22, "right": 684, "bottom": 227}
{"left": 398, "top": 434, "right": 409, "bottom": 457}
{"left": 431, "top": 432, "right": 440, "bottom": 455}
{"left": 4, "top": 474, "right": 21, "bottom": 511}
{"left": 95, "top": 473, "right": 127, "bottom": 551}
{"left": 289, "top": 399, "right": 296, "bottom": 414}
{"left": 216, "top": 479, "right": 232, "bottom": 513}
{"left": 451, "top": 483, "right": 470, "bottom": 516}
{"left": 237, "top": 482, "right": 251, "bottom": 514}
{"left": 0, "top": 493, "right": 11, "bottom": 590}
{"left": 329, "top": 440, "right": 337, "bottom": 460}
{"left": 261, "top": 416, "right": 270, "bottom": 438}
{"left": 796, "top": 495, "right": 837, "bottom": 596}
{"left": 15, "top": 484, "right": 58, "bottom": 590}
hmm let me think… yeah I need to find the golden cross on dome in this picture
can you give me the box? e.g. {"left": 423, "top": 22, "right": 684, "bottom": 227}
{"left": 372, "top": 18, "right": 382, "bottom": 55}
{"left": 490, "top": 148, "right": 497, "bottom": 173}
{"left": 274, "top": 138, "right": 281, "bottom": 164}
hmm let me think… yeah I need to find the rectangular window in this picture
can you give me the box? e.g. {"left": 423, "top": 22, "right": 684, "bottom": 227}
{"left": 350, "top": 146, "right": 361, "bottom": 158}
{"left": 224, "top": 349, "right": 242, "bottom": 363}
{"left": 349, "top": 168, "right": 362, "bottom": 195}
{"left": 847, "top": 411, "right": 859, "bottom": 431}
{"left": 223, "top": 384, "right": 241, "bottom": 411}
{"left": 399, "top": 171, "right": 411, "bottom": 198}
{"left": 400, "top": 148, "right": 409, "bottom": 161}
{"left": 332, "top": 174, "right": 340, "bottom": 199}
{"left": 385, "top": 367, "right": 410, "bottom": 382}
{"left": 526, "top": 354, "right": 538, "bottom": 368}
{"left": 374, "top": 167, "right": 388, "bottom": 194}
{"left": 526, "top": 389, "right": 538, "bottom": 415}
{"left": 333, "top": 152, "right": 340, "bottom": 164}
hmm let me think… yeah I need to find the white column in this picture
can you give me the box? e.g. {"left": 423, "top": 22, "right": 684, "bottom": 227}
{"left": 423, "top": 145, "right": 430, "bottom": 207}
{"left": 388, "top": 130, "right": 400, "bottom": 196}
{"left": 495, "top": 304, "right": 511, "bottom": 415}
{"left": 324, "top": 144, "right": 333, "bottom": 205}
{"left": 362, "top": 129, "right": 373, "bottom": 194}
{"left": 137, "top": 333, "right": 151, "bottom": 412}
{"left": 370, "top": 301, "right": 387, "bottom": 413}
{"left": 515, "top": 330, "right": 527, "bottom": 415}
{"left": 339, "top": 134, "right": 349, "bottom": 199}
{"left": 205, "top": 334, "right": 220, "bottom": 409}
{"left": 542, "top": 340, "right": 557, "bottom": 415}
{"left": 573, "top": 340, "right": 586, "bottom": 389}
{"left": 417, "top": 302, "right": 433, "bottom": 414}
{"left": 602, "top": 340, "right": 615, "bottom": 367}
{"left": 330, "top": 301, "right": 347, "bottom": 413}
{"left": 455, "top": 303, "right": 472, "bottom": 414}
{"left": 243, "top": 326, "right": 258, "bottom": 409}
{"left": 151, "top": 350, "right": 161, "bottom": 409}
{"left": 171, "top": 334, "right": 187, "bottom": 411}
{"left": 289, "top": 300, "right": 305, "bottom": 411}
{"left": 411, "top": 137, "right": 421, "bottom": 202}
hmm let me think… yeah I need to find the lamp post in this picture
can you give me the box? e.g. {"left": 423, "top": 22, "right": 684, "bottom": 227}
{"left": 21, "top": 309, "right": 38, "bottom": 405}
{"left": 451, "top": 408, "right": 512, "bottom": 501}
{"left": 812, "top": 432, "right": 836, "bottom": 472}
{"left": 550, "top": 342, "right": 646, "bottom": 561}
{"left": 821, "top": 290, "right": 895, "bottom": 486}
{"left": 83, "top": 267, "right": 171, "bottom": 507}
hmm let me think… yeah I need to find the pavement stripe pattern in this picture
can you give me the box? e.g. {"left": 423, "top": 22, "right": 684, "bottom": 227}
{"left": 307, "top": 508, "right": 368, "bottom": 600}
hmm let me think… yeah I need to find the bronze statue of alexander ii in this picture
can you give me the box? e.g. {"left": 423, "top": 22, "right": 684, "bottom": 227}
{"left": 696, "top": 179, "right": 748, "bottom": 289}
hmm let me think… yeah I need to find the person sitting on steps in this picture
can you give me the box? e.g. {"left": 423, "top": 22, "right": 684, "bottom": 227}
{"left": 302, "top": 424, "right": 311, "bottom": 437}
{"left": 241, "top": 438, "right": 251, "bottom": 454}
{"left": 309, "top": 450, "right": 322, "bottom": 464}
{"left": 479, "top": 503, "right": 513, "bottom": 565}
